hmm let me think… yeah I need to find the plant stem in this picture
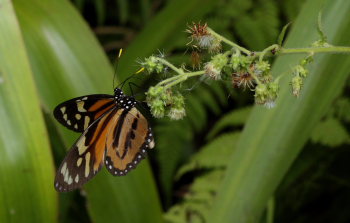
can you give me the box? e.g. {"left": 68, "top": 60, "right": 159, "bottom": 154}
{"left": 152, "top": 42, "right": 350, "bottom": 90}
{"left": 156, "top": 57, "right": 184, "bottom": 74}
{"left": 207, "top": 27, "right": 251, "bottom": 55}
{"left": 155, "top": 58, "right": 205, "bottom": 88}
{"left": 258, "top": 44, "right": 279, "bottom": 61}
{"left": 163, "top": 71, "right": 205, "bottom": 89}
{"left": 280, "top": 46, "right": 350, "bottom": 54}
{"left": 255, "top": 46, "right": 350, "bottom": 57}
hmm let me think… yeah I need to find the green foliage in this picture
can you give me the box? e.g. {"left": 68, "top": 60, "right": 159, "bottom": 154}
{"left": 0, "top": 1, "right": 57, "bottom": 222}
{"left": 176, "top": 132, "right": 241, "bottom": 179}
{"left": 1, "top": 0, "right": 349, "bottom": 222}
{"left": 310, "top": 96, "right": 350, "bottom": 147}
{"left": 165, "top": 132, "right": 240, "bottom": 223}
{"left": 154, "top": 82, "right": 228, "bottom": 206}
{"left": 311, "top": 118, "right": 350, "bottom": 146}
{"left": 206, "top": 106, "right": 252, "bottom": 140}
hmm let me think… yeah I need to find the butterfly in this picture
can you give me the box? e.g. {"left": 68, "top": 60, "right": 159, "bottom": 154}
{"left": 53, "top": 88, "right": 155, "bottom": 192}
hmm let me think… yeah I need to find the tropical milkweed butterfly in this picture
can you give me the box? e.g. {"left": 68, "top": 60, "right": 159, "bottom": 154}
{"left": 53, "top": 88, "right": 154, "bottom": 192}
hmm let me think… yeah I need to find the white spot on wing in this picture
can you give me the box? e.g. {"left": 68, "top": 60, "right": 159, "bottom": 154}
{"left": 67, "top": 120, "right": 71, "bottom": 126}
{"left": 82, "top": 97, "right": 88, "bottom": 100}
{"left": 77, "top": 157, "right": 83, "bottom": 167}
{"left": 64, "top": 168, "right": 69, "bottom": 183}
{"left": 63, "top": 114, "right": 68, "bottom": 121}
{"left": 60, "top": 107, "right": 66, "bottom": 114}
{"left": 75, "top": 114, "right": 81, "bottom": 120}
{"left": 61, "top": 162, "right": 67, "bottom": 175}
{"left": 75, "top": 174, "right": 79, "bottom": 183}
{"left": 77, "top": 135, "right": 89, "bottom": 155}
{"left": 74, "top": 124, "right": 78, "bottom": 129}
{"left": 149, "top": 140, "right": 155, "bottom": 149}
{"left": 85, "top": 152, "right": 91, "bottom": 177}
{"left": 84, "top": 116, "right": 90, "bottom": 130}
{"left": 77, "top": 101, "right": 87, "bottom": 112}
{"left": 68, "top": 176, "right": 73, "bottom": 185}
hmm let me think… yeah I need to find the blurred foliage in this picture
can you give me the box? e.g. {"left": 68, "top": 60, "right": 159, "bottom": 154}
{"left": 1, "top": 0, "right": 350, "bottom": 222}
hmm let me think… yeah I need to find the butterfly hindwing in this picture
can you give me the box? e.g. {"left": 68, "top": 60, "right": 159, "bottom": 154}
{"left": 54, "top": 94, "right": 115, "bottom": 133}
{"left": 54, "top": 108, "right": 118, "bottom": 192}
{"left": 104, "top": 107, "right": 154, "bottom": 176}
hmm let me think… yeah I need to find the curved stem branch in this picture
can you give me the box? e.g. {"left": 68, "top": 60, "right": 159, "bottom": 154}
{"left": 207, "top": 28, "right": 251, "bottom": 55}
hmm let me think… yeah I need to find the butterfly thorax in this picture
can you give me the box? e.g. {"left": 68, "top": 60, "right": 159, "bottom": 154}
{"left": 114, "top": 88, "right": 136, "bottom": 111}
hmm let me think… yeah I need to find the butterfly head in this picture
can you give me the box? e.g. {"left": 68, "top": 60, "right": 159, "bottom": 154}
{"left": 114, "top": 88, "right": 124, "bottom": 100}
{"left": 114, "top": 88, "right": 137, "bottom": 111}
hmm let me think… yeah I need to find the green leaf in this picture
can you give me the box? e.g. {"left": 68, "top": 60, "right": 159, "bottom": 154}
{"left": 12, "top": 0, "right": 162, "bottom": 222}
{"left": 176, "top": 132, "right": 240, "bottom": 179}
{"left": 206, "top": 106, "right": 252, "bottom": 140}
{"left": 277, "top": 22, "right": 292, "bottom": 46}
{"left": 311, "top": 118, "right": 350, "bottom": 146}
{"left": 333, "top": 97, "right": 350, "bottom": 122}
{"left": 0, "top": 0, "right": 57, "bottom": 222}
{"left": 165, "top": 170, "right": 224, "bottom": 223}
{"left": 208, "top": 0, "right": 350, "bottom": 222}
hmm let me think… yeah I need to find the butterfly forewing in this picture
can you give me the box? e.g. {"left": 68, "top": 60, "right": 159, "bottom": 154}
{"left": 55, "top": 108, "right": 118, "bottom": 192}
{"left": 54, "top": 94, "right": 115, "bottom": 132}
{"left": 104, "top": 107, "right": 154, "bottom": 176}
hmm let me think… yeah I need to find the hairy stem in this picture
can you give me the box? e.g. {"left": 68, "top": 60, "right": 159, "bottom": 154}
{"left": 207, "top": 27, "right": 251, "bottom": 55}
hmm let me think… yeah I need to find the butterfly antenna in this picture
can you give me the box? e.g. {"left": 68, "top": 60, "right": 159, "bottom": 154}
{"left": 118, "top": 67, "right": 145, "bottom": 90}
{"left": 113, "top": 49, "right": 123, "bottom": 90}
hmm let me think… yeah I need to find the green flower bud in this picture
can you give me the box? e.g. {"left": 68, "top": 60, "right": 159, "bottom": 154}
{"left": 294, "top": 65, "right": 308, "bottom": 78}
{"left": 264, "top": 81, "right": 279, "bottom": 108}
{"left": 150, "top": 99, "right": 165, "bottom": 118}
{"left": 230, "top": 55, "right": 241, "bottom": 70}
{"left": 240, "top": 56, "right": 253, "bottom": 68}
{"left": 205, "top": 53, "right": 228, "bottom": 80}
{"left": 255, "top": 60, "right": 270, "bottom": 75}
{"left": 171, "top": 93, "right": 185, "bottom": 108}
{"left": 230, "top": 55, "right": 253, "bottom": 71}
{"left": 291, "top": 76, "right": 303, "bottom": 97}
{"left": 259, "top": 73, "right": 273, "bottom": 84}
{"left": 167, "top": 93, "right": 186, "bottom": 120}
{"left": 211, "top": 53, "right": 228, "bottom": 70}
{"left": 168, "top": 107, "right": 186, "bottom": 120}
{"left": 147, "top": 86, "right": 165, "bottom": 98}
{"left": 254, "top": 83, "right": 268, "bottom": 105}
{"left": 142, "top": 56, "right": 164, "bottom": 74}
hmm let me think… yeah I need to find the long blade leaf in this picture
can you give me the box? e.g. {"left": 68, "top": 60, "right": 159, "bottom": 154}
{"left": 0, "top": 1, "right": 57, "bottom": 222}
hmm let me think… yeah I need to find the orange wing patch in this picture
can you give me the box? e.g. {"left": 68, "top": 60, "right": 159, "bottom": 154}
{"left": 54, "top": 108, "right": 117, "bottom": 192}
{"left": 104, "top": 107, "right": 154, "bottom": 176}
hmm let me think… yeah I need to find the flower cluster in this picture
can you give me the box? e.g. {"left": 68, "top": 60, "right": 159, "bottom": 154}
{"left": 202, "top": 50, "right": 279, "bottom": 108}
{"left": 146, "top": 86, "right": 186, "bottom": 120}
{"left": 137, "top": 19, "right": 347, "bottom": 120}
{"left": 290, "top": 55, "right": 313, "bottom": 97}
